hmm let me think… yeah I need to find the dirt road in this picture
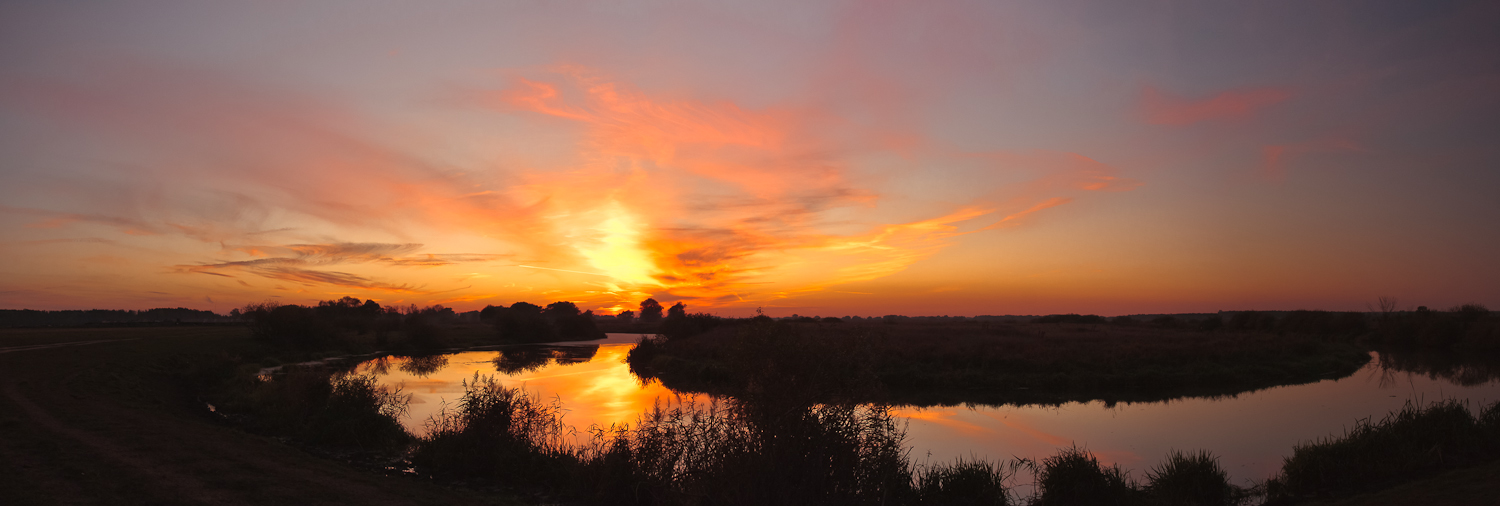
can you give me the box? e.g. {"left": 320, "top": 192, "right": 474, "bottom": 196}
{"left": 0, "top": 327, "right": 514, "bottom": 505}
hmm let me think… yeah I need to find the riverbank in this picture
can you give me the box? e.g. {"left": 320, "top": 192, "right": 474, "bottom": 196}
{"left": 5, "top": 325, "right": 1497, "bottom": 505}
{"left": 627, "top": 319, "right": 1374, "bottom": 406}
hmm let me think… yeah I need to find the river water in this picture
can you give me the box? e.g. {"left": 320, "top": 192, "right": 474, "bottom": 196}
{"left": 354, "top": 334, "right": 1500, "bottom": 486}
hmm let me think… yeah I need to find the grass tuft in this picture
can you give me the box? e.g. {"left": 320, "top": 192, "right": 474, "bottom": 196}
{"left": 1144, "top": 449, "right": 1237, "bottom": 506}
{"left": 1036, "top": 445, "right": 1136, "bottom": 505}
{"left": 914, "top": 457, "right": 1011, "bottom": 505}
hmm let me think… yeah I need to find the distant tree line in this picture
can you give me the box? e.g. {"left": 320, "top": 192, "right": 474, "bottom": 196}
{"left": 478, "top": 301, "right": 604, "bottom": 343}
{"left": 240, "top": 297, "right": 458, "bottom": 349}
{"left": 0, "top": 308, "right": 233, "bottom": 328}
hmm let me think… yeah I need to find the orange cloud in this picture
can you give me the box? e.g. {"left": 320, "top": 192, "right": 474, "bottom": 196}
{"left": 4, "top": 63, "right": 1140, "bottom": 313}
{"left": 1142, "top": 85, "right": 1293, "bottom": 126}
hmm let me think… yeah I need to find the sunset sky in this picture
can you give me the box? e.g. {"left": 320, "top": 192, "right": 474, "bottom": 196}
{"left": 2, "top": 1, "right": 1497, "bottom": 317}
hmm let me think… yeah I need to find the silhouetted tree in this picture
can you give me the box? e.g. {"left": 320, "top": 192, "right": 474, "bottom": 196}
{"left": 496, "top": 302, "right": 554, "bottom": 342}
{"left": 640, "top": 298, "right": 664, "bottom": 323}
{"left": 617, "top": 310, "right": 635, "bottom": 323}
{"left": 660, "top": 302, "right": 724, "bottom": 340}
{"left": 544, "top": 301, "right": 604, "bottom": 341}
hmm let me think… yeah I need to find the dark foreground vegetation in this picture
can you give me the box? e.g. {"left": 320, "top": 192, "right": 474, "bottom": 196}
{"left": 627, "top": 305, "right": 1500, "bottom": 408}
{"left": 1265, "top": 399, "right": 1500, "bottom": 504}
{"left": 628, "top": 317, "right": 1373, "bottom": 407}
{"left": 218, "top": 351, "right": 1500, "bottom": 505}
{"left": 6, "top": 301, "right": 1498, "bottom": 504}
{"left": 235, "top": 296, "right": 605, "bottom": 354}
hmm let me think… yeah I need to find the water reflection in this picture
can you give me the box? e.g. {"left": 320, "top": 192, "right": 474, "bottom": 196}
{"left": 1374, "top": 348, "right": 1500, "bottom": 386}
{"left": 359, "top": 340, "right": 1500, "bottom": 487}
{"left": 356, "top": 340, "right": 706, "bottom": 437}
{"left": 493, "top": 345, "right": 599, "bottom": 374}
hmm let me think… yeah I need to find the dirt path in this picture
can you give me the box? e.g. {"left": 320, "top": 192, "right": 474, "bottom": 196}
{"left": 0, "top": 327, "right": 514, "bottom": 506}
{"left": 0, "top": 339, "right": 138, "bottom": 354}
{"left": 3, "top": 382, "right": 235, "bottom": 504}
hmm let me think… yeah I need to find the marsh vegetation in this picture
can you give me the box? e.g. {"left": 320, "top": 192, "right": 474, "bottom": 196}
{"left": 8, "top": 301, "right": 1498, "bottom": 505}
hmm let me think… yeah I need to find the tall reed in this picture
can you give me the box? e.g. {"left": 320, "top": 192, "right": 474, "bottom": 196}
{"left": 410, "top": 373, "right": 576, "bottom": 484}
{"left": 1265, "top": 399, "right": 1500, "bottom": 503}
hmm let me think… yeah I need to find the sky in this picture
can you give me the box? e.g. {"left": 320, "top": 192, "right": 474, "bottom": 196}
{"left": 1, "top": 0, "right": 1497, "bottom": 317}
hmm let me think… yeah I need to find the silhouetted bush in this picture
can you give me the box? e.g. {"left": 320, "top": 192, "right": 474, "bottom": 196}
{"left": 1036, "top": 446, "right": 1136, "bottom": 506}
{"left": 581, "top": 400, "right": 913, "bottom": 506}
{"left": 1144, "top": 450, "right": 1237, "bottom": 506}
{"left": 240, "top": 368, "right": 410, "bottom": 451}
{"left": 914, "top": 458, "right": 1010, "bottom": 506}
{"left": 411, "top": 374, "right": 576, "bottom": 485}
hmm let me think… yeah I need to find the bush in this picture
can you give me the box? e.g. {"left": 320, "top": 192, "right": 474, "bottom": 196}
{"left": 582, "top": 400, "right": 914, "bottom": 506}
{"left": 242, "top": 368, "right": 410, "bottom": 450}
{"left": 1144, "top": 450, "right": 1236, "bottom": 506}
{"left": 915, "top": 458, "right": 1010, "bottom": 505}
{"left": 1037, "top": 446, "right": 1135, "bottom": 506}
{"left": 411, "top": 374, "right": 575, "bottom": 483}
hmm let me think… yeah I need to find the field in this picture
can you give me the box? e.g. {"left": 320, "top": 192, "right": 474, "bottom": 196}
{"left": 0, "top": 326, "right": 518, "bottom": 505}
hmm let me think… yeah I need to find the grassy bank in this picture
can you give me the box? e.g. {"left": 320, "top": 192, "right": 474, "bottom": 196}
{"left": 627, "top": 319, "right": 1373, "bottom": 406}
{"left": 1265, "top": 399, "right": 1500, "bottom": 504}
{"left": 395, "top": 371, "right": 1267, "bottom": 505}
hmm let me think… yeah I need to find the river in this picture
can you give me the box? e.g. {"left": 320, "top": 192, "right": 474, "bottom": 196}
{"left": 353, "top": 334, "right": 1500, "bottom": 486}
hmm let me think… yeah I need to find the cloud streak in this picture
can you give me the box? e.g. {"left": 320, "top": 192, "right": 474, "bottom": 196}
{"left": 1142, "top": 85, "right": 1293, "bottom": 126}
{"left": 177, "top": 242, "right": 507, "bottom": 293}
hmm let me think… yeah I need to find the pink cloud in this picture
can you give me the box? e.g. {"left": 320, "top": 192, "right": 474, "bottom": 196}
{"left": 1261, "top": 136, "right": 1361, "bottom": 181}
{"left": 1142, "top": 85, "right": 1294, "bottom": 126}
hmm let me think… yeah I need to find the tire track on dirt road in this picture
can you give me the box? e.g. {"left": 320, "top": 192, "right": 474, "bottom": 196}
{"left": 3, "top": 382, "right": 235, "bottom": 504}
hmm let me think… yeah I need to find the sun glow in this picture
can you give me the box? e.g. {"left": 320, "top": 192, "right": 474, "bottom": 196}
{"left": 578, "top": 201, "right": 660, "bottom": 287}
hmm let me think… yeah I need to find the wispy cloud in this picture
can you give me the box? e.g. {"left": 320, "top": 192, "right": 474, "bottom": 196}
{"left": 476, "top": 69, "right": 1141, "bottom": 306}
{"left": 1142, "top": 85, "right": 1293, "bottom": 126}
{"left": 4, "top": 62, "right": 1139, "bottom": 310}
{"left": 177, "top": 242, "right": 507, "bottom": 293}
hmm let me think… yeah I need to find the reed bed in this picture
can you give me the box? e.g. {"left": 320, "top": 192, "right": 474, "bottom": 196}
{"left": 1265, "top": 399, "right": 1500, "bottom": 504}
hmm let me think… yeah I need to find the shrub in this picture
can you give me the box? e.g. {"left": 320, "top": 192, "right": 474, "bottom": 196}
{"left": 1144, "top": 450, "right": 1236, "bottom": 506}
{"left": 915, "top": 458, "right": 1010, "bottom": 505}
{"left": 580, "top": 399, "right": 914, "bottom": 506}
{"left": 411, "top": 374, "right": 575, "bottom": 483}
{"left": 243, "top": 368, "right": 410, "bottom": 451}
{"left": 1037, "top": 446, "right": 1135, "bottom": 506}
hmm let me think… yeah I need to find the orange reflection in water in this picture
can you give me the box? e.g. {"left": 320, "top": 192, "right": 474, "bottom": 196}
{"left": 363, "top": 346, "right": 1500, "bottom": 487}
{"left": 362, "top": 343, "right": 706, "bottom": 438}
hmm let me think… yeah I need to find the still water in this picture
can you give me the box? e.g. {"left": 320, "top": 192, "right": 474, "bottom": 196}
{"left": 356, "top": 334, "right": 1500, "bottom": 486}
